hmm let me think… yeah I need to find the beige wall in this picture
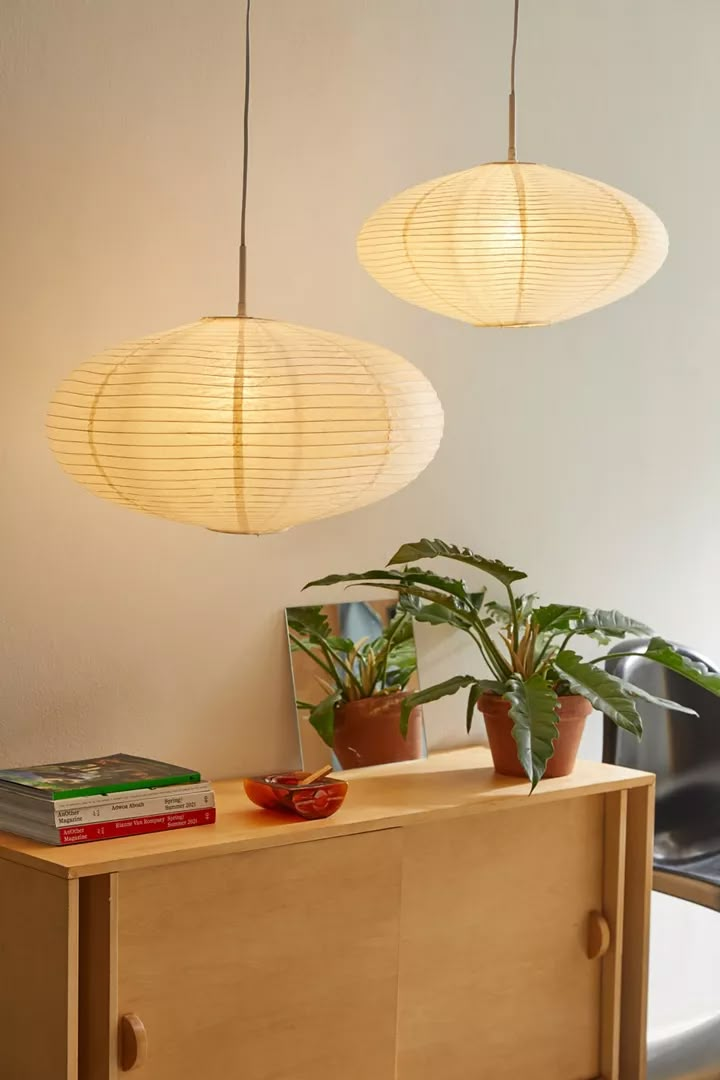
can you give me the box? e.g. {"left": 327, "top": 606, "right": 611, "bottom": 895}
{"left": 1, "top": 0, "right": 719, "bottom": 1033}
{"left": 2, "top": 0, "right": 719, "bottom": 764}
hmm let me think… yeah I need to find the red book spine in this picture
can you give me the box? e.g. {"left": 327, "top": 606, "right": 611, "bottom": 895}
{"left": 58, "top": 808, "right": 216, "bottom": 845}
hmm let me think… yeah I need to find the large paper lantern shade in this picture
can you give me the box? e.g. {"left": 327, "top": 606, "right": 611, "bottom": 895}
{"left": 357, "top": 161, "right": 669, "bottom": 327}
{"left": 47, "top": 316, "right": 444, "bottom": 534}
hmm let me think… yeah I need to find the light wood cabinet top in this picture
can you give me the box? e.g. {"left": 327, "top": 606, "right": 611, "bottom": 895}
{"left": 0, "top": 747, "right": 652, "bottom": 880}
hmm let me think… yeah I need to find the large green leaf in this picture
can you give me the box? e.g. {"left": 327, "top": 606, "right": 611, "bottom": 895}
{"left": 369, "top": 582, "right": 480, "bottom": 630}
{"left": 466, "top": 680, "right": 504, "bottom": 733}
{"left": 387, "top": 538, "right": 527, "bottom": 587}
{"left": 286, "top": 605, "right": 332, "bottom": 640}
{"left": 400, "top": 589, "right": 484, "bottom": 630}
{"left": 532, "top": 604, "right": 584, "bottom": 634}
{"left": 307, "top": 690, "right": 341, "bottom": 748}
{"left": 412, "top": 601, "right": 475, "bottom": 632}
{"left": 573, "top": 609, "right": 653, "bottom": 638}
{"left": 287, "top": 609, "right": 354, "bottom": 656}
{"left": 385, "top": 667, "right": 414, "bottom": 691}
{"left": 642, "top": 638, "right": 720, "bottom": 697}
{"left": 484, "top": 600, "right": 513, "bottom": 629}
{"left": 485, "top": 594, "right": 539, "bottom": 630}
{"left": 305, "top": 572, "right": 480, "bottom": 641}
{"left": 516, "top": 594, "right": 539, "bottom": 620}
{"left": 415, "top": 602, "right": 461, "bottom": 625}
{"left": 400, "top": 675, "right": 479, "bottom": 736}
{"left": 502, "top": 675, "right": 560, "bottom": 790}
{"left": 304, "top": 569, "right": 402, "bottom": 590}
{"left": 552, "top": 651, "right": 643, "bottom": 737}
{"left": 326, "top": 636, "right": 355, "bottom": 655}
{"left": 398, "top": 592, "right": 424, "bottom": 616}
{"left": 466, "top": 683, "right": 482, "bottom": 734}
{"left": 398, "top": 570, "right": 474, "bottom": 604}
{"left": 615, "top": 679, "right": 697, "bottom": 715}
{"left": 385, "top": 610, "right": 415, "bottom": 645}
{"left": 304, "top": 566, "right": 472, "bottom": 605}
{"left": 386, "top": 638, "right": 417, "bottom": 673}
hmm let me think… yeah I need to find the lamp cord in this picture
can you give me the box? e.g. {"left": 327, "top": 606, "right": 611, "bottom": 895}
{"left": 508, "top": 0, "right": 519, "bottom": 162}
{"left": 237, "top": 0, "right": 251, "bottom": 316}
{"left": 239, "top": 0, "right": 518, "bottom": 301}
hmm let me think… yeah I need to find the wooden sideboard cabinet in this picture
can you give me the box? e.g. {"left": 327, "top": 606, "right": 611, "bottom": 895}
{"left": 0, "top": 749, "right": 654, "bottom": 1080}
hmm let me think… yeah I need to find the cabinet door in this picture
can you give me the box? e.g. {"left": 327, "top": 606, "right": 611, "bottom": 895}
{"left": 0, "top": 859, "right": 78, "bottom": 1080}
{"left": 117, "top": 830, "right": 401, "bottom": 1080}
{"left": 397, "top": 795, "right": 607, "bottom": 1080}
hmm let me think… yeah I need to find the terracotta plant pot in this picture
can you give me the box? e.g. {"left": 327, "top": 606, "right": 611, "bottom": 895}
{"left": 333, "top": 691, "right": 424, "bottom": 770}
{"left": 479, "top": 693, "right": 593, "bottom": 780}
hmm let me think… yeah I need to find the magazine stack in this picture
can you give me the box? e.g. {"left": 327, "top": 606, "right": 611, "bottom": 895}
{"left": 0, "top": 753, "right": 215, "bottom": 845}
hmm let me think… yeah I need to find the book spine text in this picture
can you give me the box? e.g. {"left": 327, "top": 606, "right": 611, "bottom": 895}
{"left": 53, "top": 790, "right": 214, "bottom": 826}
{"left": 58, "top": 808, "right": 216, "bottom": 845}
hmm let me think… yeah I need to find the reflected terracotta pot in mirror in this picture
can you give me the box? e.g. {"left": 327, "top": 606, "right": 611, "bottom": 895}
{"left": 333, "top": 691, "right": 424, "bottom": 770}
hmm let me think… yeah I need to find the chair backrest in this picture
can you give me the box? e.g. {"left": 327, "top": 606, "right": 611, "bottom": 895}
{"left": 604, "top": 638, "right": 720, "bottom": 864}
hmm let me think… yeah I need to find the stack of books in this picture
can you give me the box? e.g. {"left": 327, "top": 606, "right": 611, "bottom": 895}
{"left": 0, "top": 753, "right": 215, "bottom": 845}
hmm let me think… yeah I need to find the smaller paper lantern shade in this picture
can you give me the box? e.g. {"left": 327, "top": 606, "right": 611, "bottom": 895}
{"left": 357, "top": 162, "right": 669, "bottom": 327}
{"left": 47, "top": 317, "right": 444, "bottom": 534}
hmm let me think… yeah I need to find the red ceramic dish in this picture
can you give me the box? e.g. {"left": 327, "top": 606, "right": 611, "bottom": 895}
{"left": 243, "top": 771, "right": 348, "bottom": 820}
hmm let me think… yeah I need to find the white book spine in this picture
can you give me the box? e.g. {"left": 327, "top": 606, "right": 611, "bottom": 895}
{"left": 51, "top": 788, "right": 215, "bottom": 826}
{"left": 47, "top": 781, "right": 210, "bottom": 811}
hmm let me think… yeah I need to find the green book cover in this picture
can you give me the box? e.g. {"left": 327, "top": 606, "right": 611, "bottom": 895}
{"left": 0, "top": 753, "right": 202, "bottom": 800}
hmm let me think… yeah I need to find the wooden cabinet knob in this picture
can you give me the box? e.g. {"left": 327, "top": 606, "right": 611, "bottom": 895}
{"left": 120, "top": 1013, "right": 148, "bottom": 1071}
{"left": 586, "top": 910, "right": 611, "bottom": 960}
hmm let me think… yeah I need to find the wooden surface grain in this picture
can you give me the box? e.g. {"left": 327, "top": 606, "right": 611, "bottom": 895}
{"left": 0, "top": 858, "right": 79, "bottom": 1079}
{"left": 0, "top": 748, "right": 653, "bottom": 880}
{"left": 620, "top": 783, "right": 655, "bottom": 1080}
{"left": 396, "top": 795, "right": 605, "bottom": 1079}
{"left": 599, "top": 789, "right": 628, "bottom": 1080}
{"left": 116, "top": 830, "right": 402, "bottom": 1080}
{"left": 78, "top": 874, "right": 118, "bottom": 1080}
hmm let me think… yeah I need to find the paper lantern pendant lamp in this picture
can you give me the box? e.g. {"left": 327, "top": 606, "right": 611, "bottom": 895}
{"left": 47, "top": 316, "right": 443, "bottom": 534}
{"left": 357, "top": 1, "right": 668, "bottom": 328}
{"left": 47, "top": 1, "right": 443, "bottom": 535}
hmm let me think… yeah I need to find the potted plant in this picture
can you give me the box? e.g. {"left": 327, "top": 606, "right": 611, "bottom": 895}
{"left": 286, "top": 604, "right": 422, "bottom": 769}
{"left": 305, "top": 538, "right": 720, "bottom": 788}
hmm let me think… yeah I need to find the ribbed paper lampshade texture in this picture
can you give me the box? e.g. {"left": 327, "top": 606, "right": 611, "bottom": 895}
{"left": 357, "top": 161, "right": 669, "bottom": 327}
{"left": 47, "top": 316, "right": 444, "bottom": 534}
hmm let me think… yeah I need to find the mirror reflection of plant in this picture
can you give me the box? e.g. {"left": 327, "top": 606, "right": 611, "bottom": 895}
{"left": 286, "top": 605, "right": 417, "bottom": 748}
{"left": 305, "top": 538, "right": 720, "bottom": 789}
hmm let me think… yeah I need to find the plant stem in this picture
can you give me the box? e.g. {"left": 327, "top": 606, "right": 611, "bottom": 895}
{"left": 506, "top": 584, "right": 520, "bottom": 653}
{"left": 469, "top": 616, "right": 512, "bottom": 680}
{"left": 534, "top": 635, "right": 554, "bottom": 670}
{"left": 291, "top": 631, "right": 365, "bottom": 698}
{"left": 585, "top": 650, "right": 648, "bottom": 666}
{"left": 466, "top": 629, "right": 506, "bottom": 680}
{"left": 522, "top": 620, "right": 538, "bottom": 678}
{"left": 377, "top": 611, "right": 407, "bottom": 689}
{"left": 322, "top": 640, "right": 366, "bottom": 697}
{"left": 289, "top": 634, "right": 339, "bottom": 683}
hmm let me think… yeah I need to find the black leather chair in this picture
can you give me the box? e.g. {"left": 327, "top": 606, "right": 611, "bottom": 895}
{"left": 603, "top": 638, "right": 720, "bottom": 911}
{"left": 603, "top": 639, "right": 720, "bottom": 1078}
